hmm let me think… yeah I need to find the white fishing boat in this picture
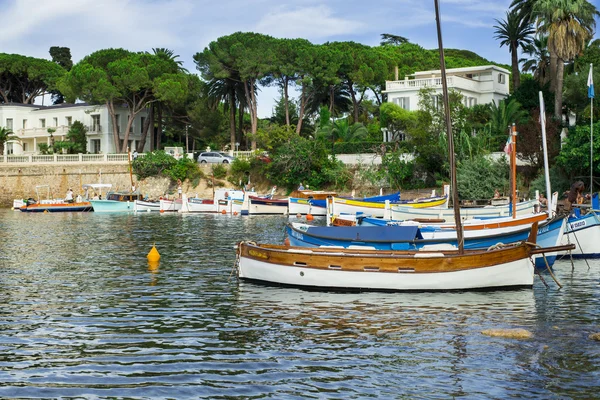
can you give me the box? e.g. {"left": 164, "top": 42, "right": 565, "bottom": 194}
{"left": 390, "top": 198, "right": 537, "bottom": 222}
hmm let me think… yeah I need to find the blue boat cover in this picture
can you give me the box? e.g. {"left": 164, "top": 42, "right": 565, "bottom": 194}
{"left": 298, "top": 224, "right": 423, "bottom": 242}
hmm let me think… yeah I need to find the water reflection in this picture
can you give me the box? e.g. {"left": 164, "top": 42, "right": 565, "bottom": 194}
{"left": 0, "top": 210, "right": 598, "bottom": 398}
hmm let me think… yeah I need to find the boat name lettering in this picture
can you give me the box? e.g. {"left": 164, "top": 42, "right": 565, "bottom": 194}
{"left": 291, "top": 230, "right": 304, "bottom": 240}
{"left": 570, "top": 220, "right": 586, "bottom": 229}
{"left": 538, "top": 225, "right": 549, "bottom": 234}
{"left": 248, "top": 250, "right": 269, "bottom": 259}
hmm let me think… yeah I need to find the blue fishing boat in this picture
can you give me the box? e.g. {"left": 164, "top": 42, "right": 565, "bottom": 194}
{"left": 286, "top": 216, "right": 566, "bottom": 268}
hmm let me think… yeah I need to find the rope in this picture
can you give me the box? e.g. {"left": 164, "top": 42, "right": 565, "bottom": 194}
{"left": 529, "top": 244, "right": 562, "bottom": 289}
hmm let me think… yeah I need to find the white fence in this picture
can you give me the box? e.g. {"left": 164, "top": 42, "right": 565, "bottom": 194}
{"left": 1, "top": 153, "right": 131, "bottom": 164}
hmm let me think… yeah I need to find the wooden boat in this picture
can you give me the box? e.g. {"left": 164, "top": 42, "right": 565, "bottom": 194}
{"left": 248, "top": 195, "right": 289, "bottom": 215}
{"left": 390, "top": 198, "right": 537, "bottom": 222}
{"left": 289, "top": 191, "right": 401, "bottom": 216}
{"left": 134, "top": 199, "right": 161, "bottom": 212}
{"left": 332, "top": 195, "right": 448, "bottom": 218}
{"left": 286, "top": 216, "right": 565, "bottom": 252}
{"left": 236, "top": 224, "right": 574, "bottom": 291}
{"left": 159, "top": 198, "right": 183, "bottom": 212}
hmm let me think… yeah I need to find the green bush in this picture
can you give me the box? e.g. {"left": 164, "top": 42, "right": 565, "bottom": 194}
{"left": 267, "top": 136, "right": 352, "bottom": 190}
{"left": 211, "top": 163, "right": 228, "bottom": 179}
{"left": 132, "top": 151, "right": 202, "bottom": 182}
{"left": 457, "top": 156, "right": 509, "bottom": 200}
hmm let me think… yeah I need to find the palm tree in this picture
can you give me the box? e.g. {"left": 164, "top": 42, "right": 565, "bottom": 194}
{"left": 520, "top": 34, "right": 550, "bottom": 85}
{"left": 533, "top": 0, "right": 599, "bottom": 118}
{"left": 494, "top": 9, "right": 535, "bottom": 90}
{"left": 151, "top": 48, "right": 187, "bottom": 72}
{"left": 0, "top": 126, "right": 17, "bottom": 156}
{"left": 488, "top": 99, "right": 529, "bottom": 149}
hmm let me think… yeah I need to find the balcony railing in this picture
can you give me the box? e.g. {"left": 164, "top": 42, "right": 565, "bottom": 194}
{"left": 385, "top": 75, "right": 498, "bottom": 93}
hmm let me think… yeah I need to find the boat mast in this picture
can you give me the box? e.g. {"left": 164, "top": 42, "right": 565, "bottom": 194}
{"left": 128, "top": 147, "right": 134, "bottom": 192}
{"left": 511, "top": 124, "right": 517, "bottom": 219}
{"left": 434, "top": 0, "right": 464, "bottom": 253}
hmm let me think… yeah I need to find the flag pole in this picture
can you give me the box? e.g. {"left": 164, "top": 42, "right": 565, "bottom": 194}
{"left": 589, "top": 63, "right": 594, "bottom": 196}
{"left": 511, "top": 124, "right": 517, "bottom": 219}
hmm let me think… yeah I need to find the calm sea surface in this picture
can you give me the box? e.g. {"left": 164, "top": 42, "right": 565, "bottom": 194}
{"left": 0, "top": 209, "right": 599, "bottom": 399}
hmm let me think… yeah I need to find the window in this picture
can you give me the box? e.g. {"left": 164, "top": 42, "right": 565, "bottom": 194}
{"left": 6, "top": 118, "right": 13, "bottom": 130}
{"left": 39, "top": 118, "right": 46, "bottom": 128}
{"left": 498, "top": 73, "right": 505, "bottom": 84}
{"left": 22, "top": 119, "right": 27, "bottom": 129}
{"left": 469, "top": 97, "right": 478, "bottom": 107}
{"left": 91, "top": 115, "right": 100, "bottom": 132}
{"left": 66, "top": 116, "right": 72, "bottom": 127}
{"left": 23, "top": 143, "right": 28, "bottom": 152}
{"left": 394, "top": 97, "right": 410, "bottom": 110}
{"left": 7, "top": 143, "right": 14, "bottom": 155}
{"left": 91, "top": 139, "right": 101, "bottom": 153}
{"left": 53, "top": 117, "right": 58, "bottom": 127}
{"left": 140, "top": 117, "right": 145, "bottom": 134}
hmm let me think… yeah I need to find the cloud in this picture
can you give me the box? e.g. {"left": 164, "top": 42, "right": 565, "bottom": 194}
{"left": 255, "top": 5, "right": 366, "bottom": 39}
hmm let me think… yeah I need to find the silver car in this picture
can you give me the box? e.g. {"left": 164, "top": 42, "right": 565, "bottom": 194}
{"left": 197, "top": 152, "right": 235, "bottom": 164}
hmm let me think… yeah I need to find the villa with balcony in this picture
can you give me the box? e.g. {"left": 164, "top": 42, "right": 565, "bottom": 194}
{"left": 0, "top": 102, "right": 150, "bottom": 155}
{"left": 384, "top": 65, "right": 510, "bottom": 111}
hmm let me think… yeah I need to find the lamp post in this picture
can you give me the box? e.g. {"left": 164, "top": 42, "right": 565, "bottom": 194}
{"left": 185, "top": 124, "right": 189, "bottom": 154}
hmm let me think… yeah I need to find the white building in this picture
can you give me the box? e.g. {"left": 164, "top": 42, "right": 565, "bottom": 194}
{"left": 0, "top": 103, "right": 150, "bottom": 155}
{"left": 384, "top": 65, "right": 510, "bottom": 112}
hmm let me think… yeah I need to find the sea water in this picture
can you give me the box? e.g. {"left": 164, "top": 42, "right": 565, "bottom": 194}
{"left": 0, "top": 210, "right": 598, "bottom": 398}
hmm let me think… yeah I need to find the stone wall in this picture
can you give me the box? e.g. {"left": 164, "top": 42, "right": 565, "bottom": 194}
{"left": 0, "top": 163, "right": 220, "bottom": 208}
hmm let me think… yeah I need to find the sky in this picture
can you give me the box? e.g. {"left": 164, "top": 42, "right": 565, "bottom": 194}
{"left": 1, "top": 0, "right": 598, "bottom": 117}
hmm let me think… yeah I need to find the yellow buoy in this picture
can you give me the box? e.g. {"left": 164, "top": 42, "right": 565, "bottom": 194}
{"left": 147, "top": 245, "right": 161, "bottom": 262}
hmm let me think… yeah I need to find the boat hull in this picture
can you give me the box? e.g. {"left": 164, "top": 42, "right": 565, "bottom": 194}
{"left": 134, "top": 200, "right": 161, "bottom": 212}
{"left": 19, "top": 202, "right": 93, "bottom": 212}
{"left": 334, "top": 196, "right": 447, "bottom": 218}
{"left": 391, "top": 199, "right": 537, "bottom": 222}
{"left": 90, "top": 199, "right": 134, "bottom": 212}
{"left": 237, "top": 242, "right": 535, "bottom": 291}
{"left": 288, "top": 198, "right": 327, "bottom": 216}
{"left": 560, "top": 212, "right": 600, "bottom": 258}
{"left": 248, "top": 197, "right": 288, "bottom": 215}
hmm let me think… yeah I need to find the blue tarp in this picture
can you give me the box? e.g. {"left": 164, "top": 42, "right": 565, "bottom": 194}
{"left": 296, "top": 224, "right": 424, "bottom": 242}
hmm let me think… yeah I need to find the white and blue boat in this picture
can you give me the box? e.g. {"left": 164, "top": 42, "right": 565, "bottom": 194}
{"left": 560, "top": 193, "right": 600, "bottom": 258}
{"left": 286, "top": 216, "right": 566, "bottom": 268}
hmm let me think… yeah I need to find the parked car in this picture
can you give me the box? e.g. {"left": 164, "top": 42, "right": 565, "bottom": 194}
{"left": 197, "top": 152, "right": 236, "bottom": 164}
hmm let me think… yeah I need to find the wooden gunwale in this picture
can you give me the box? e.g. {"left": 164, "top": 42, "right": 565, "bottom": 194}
{"left": 439, "top": 213, "right": 548, "bottom": 231}
{"left": 335, "top": 196, "right": 447, "bottom": 209}
{"left": 240, "top": 241, "right": 533, "bottom": 274}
